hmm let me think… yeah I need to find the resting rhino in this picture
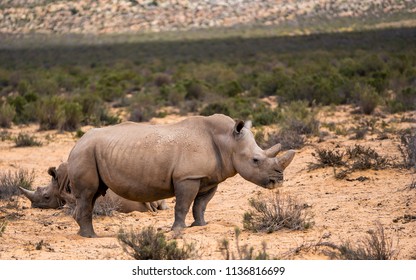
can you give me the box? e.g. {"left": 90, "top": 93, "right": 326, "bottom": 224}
{"left": 19, "top": 162, "right": 167, "bottom": 213}
{"left": 67, "top": 114, "right": 295, "bottom": 237}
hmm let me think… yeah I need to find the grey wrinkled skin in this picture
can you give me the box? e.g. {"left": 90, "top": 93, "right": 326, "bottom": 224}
{"left": 19, "top": 162, "right": 167, "bottom": 213}
{"left": 67, "top": 114, "right": 295, "bottom": 237}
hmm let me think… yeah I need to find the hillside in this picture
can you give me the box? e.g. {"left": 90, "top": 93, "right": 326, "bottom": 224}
{"left": 1, "top": 0, "right": 416, "bottom": 35}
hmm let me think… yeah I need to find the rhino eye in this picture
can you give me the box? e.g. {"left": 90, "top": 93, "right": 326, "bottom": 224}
{"left": 43, "top": 194, "right": 50, "bottom": 200}
{"left": 252, "top": 158, "right": 260, "bottom": 164}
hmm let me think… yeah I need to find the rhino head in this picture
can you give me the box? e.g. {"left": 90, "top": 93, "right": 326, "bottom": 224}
{"left": 19, "top": 164, "right": 72, "bottom": 209}
{"left": 231, "top": 120, "right": 295, "bottom": 189}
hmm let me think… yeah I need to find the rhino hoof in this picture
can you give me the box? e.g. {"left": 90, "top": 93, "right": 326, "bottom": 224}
{"left": 78, "top": 230, "right": 97, "bottom": 238}
{"left": 190, "top": 221, "right": 207, "bottom": 227}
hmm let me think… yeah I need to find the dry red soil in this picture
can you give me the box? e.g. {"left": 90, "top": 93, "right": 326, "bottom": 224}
{"left": 0, "top": 106, "right": 415, "bottom": 260}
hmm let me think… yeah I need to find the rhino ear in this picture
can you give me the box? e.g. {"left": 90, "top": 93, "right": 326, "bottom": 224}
{"left": 47, "top": 167, "right": 58, "bottom": 180}
{"left": 233, "top": 120, "right": 245, "bottom": 136}
{"left": 276, "top": 150, "right": 296, "bottom": 170}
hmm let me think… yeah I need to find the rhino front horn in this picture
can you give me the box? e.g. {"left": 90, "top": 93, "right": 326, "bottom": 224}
{"left": 18, "top": 186, "right": 36, "bottom": 202}
{"left": 276, "top": 150, "right": 296, "bottom": 170}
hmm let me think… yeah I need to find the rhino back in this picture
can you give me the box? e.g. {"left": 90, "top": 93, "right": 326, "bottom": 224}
{"left": 68, "top": 117, "right": 234, "bottom": 202}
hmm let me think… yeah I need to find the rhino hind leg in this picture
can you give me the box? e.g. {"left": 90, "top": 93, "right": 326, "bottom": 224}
{"left": 191, "top": 185, "right": 218, "bottom": 227}
{"left": 71, "top": 172, "right": 107, "bottom": 238}
{"left": 74, "top": 197, "right": 97, "bottom": 238}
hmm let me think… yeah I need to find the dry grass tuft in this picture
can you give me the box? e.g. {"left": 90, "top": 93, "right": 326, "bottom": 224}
{"left": 243, "top": 191, "right": 313, "bottom": 233}
{"left": 118, "top": 226, "right": 197, "bottom": 260}
{"left": 318, "top": 222, "right": 399, "bottom": 260}
{"left": 0, "top": 169, "right": 35, "bottom": 199}
{"left": 219, "top": 227, "right": 270, "bottom": 260}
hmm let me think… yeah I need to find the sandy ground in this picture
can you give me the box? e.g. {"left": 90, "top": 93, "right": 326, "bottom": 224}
{"left": 0, "top": 106, "right": 415, "bottom": 260}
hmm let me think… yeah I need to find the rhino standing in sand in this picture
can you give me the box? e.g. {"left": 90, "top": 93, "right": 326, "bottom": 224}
{"left": 67, "top": 114, "right": 295, "bottom": 237}
{"left": 19, "top": 162, "right": 167, "bottom": 213}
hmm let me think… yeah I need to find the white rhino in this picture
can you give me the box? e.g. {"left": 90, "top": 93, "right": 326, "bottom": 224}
{"left": 67, "top": 114, "right": 295, "bottom": 237}
{"left": 19, "top": 162, "right": 167, "bottom": 213}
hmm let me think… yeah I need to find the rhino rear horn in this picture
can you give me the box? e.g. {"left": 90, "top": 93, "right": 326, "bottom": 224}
{"left": 276, "top": 150, "right": 296, "bottom": 170}
{"left": 265, "top": 143, "right": 282, "bottom": 158}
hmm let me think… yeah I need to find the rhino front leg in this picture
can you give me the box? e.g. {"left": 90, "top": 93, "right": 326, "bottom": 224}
{"left": 172, "top": 179, "right": 200, "bottom": 230}
{"left": 191, "top": 185, "right": 218, "bottom": 227}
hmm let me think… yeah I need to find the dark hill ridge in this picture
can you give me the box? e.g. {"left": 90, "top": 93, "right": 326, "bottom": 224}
{"left": 1, "top": 0, "right": 415, "bottom": 34}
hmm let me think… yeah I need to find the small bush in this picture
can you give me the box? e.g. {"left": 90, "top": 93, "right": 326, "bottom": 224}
{"left": 75, "top": 129, "right": 85, "bottom": 138}
{"left": 63, "top": 195, "right": 120, "bottom": 217}
{"left": 398, "top": 129, "right": 416, "bottom": 169}
{"left": 154, "top": 73, "right": 172, "bottom": 87}
{"left": 200, "top": 102, "right": 231, "bottom": 116}
{"left": 219, "top": 227, "right": 269, "bottom": 260}
{"left": 387, "top": 87, "right": 416, "bottom": 113}
{"left": 346, "top": 145, "right": 391, "bottom": 171}
{"left": 37, "top": 96, "right": 62, "bottom": 130}
{"left": 243, "top": 191, "right": 312, "bottom": 233}
{"left": 0, "top": 169, "right": 35, "bottom": 199}
{"left": 129, "top": 105, "right": 156, "bottom": 123}
{"left": 0, "top": 221, "right": 6, "bottom": 237}
{"left": 118, "top": 226, "right": 196, "bottom": 260}
{"left": 280, "top": 101, "right": 320, "bottom": 136}
{"left": 1, "top": 130, "right": 11, "bottom": 141}
{"left": 0, "top": 221, "right": 7, "bottom": 237}
{"left": 0, "top": 103, "right": 16, "bottom": 128}
{"left": 266, "top": 130, "right": 305, "bottom": 151}
{"left": 59, "top": 102, "right": 83, "bottom": 131}
{"left": 409, "top": 177, "right": 416, "bottom": 189}
{"left": 318, "top": 222, "right": 399, "bottom": 260}
{"left": 310, "top": 149, "right": 346, "bottom": 169}
{"left": 93, "top": 196, "right": 120, "bottom": 216}
{"left": 14, "top": 133, "right": 42, "bottom": 147}
{"left": 356, "top": 84, "right": 379, "bottom": 115}
{"left": 309, "top": 145, "right": 392, "bottom": 178}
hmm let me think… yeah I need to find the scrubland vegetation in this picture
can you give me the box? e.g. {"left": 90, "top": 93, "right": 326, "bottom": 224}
{"left": 0, "top": 27, "right": 415, "bottom": 133}
{"left": 1, "top": 24, "right": 415, "bottom": 260}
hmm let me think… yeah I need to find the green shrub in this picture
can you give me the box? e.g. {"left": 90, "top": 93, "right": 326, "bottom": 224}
{"left": 183, "top": 79, "right": 206, "bottom": 100}
{"left": 356, "top": 84, "right": 379, "bottom": 115}
{"left": 95, "top": 72, "right": 127, "bottom": 102}
{"left": 217, "top": 80, "right": 243, "bottom": 97}
{"left": 14, "top": 133, "right": 42, "bottom": 147}
{"left": 118, "top": 226, "right": 196, "bottom": 260}
{"left": 280, "top": 101, "right": 320, "bottom": 135}
{"left": 0, "top": 103, "right": 15, "bottom": 128}
{"left": 1, "top": 130, "right": 11, "bottom": 141}
{"left": 7, "top": 95, "right": 38, "bottom": 124}
{"left": 154, "top": 73, "right": 172, "bottom": 87}
{"left": 59, "top": 102, "right": 83, "bottom": 131}
{"left": 266, "top": 130, "right": 305, "bottom": 151}
{"left": 251, "top": 105, "right": 280, "bottom": 126}
{"left": 200, "top": 102, "right": 231, "bottom": 116}
{"left": 75, "top": 93, "right": 105, "bottom": 125}
{"left": 388, "top": 87, "right": 416, "bottom": 113}
{"left": 37, "top": 96, "right": 62, "bottom": 130}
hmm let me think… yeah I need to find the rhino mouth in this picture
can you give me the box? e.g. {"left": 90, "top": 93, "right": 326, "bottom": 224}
{"left": 263, "top": 178, "right": 283, "bottom": 189}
